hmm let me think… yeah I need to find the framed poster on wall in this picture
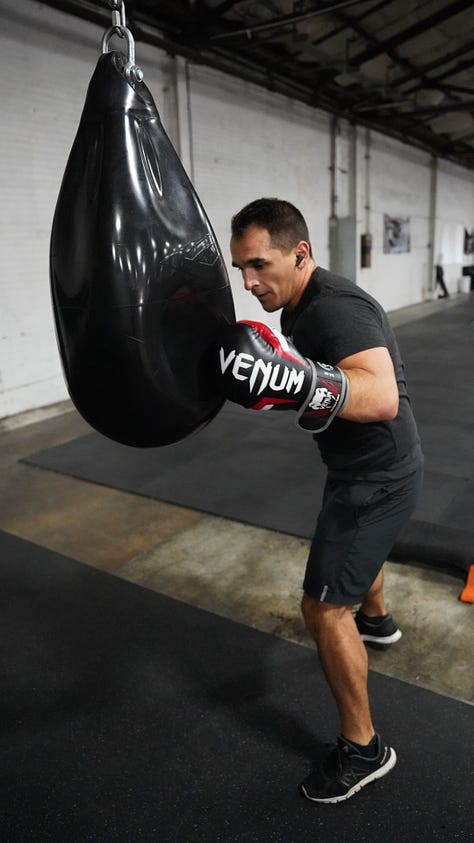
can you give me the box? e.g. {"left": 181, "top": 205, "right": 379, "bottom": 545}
{"left": 383, "top": 214, "right": 410, "bottom": 254}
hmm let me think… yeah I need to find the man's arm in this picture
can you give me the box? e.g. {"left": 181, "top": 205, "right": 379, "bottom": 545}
{"left": 337, "top": 347, "right": 399, "bottom": 423}
{"left": 214, "top": 322, "right": 397, "bottom": 433}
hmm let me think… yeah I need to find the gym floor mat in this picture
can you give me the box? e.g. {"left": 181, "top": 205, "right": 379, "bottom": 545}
{"left": 23, "top": 298, "right": 474, "bottom": 595}
{"left": 1, "top": 530, "right": 472, "bottom": 842}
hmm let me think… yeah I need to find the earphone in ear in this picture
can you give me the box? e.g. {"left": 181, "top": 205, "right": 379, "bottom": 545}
{"left": 295, "top": 254, "right": 304, "bottom": 267}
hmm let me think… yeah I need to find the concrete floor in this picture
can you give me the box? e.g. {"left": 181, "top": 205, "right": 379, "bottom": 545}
{"left": 1, "top": 296, "right": 473, "bottom": 712}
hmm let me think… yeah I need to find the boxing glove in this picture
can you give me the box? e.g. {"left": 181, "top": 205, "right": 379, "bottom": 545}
{"left": 217, "top": 320, "right": 349, "bottom": 433}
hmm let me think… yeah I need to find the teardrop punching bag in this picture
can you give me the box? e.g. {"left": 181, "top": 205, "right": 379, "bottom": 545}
{"left": 50, "top": 45, "right": 235, "bottom": 448}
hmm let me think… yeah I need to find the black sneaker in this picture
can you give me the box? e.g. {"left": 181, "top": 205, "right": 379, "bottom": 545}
{"left": 299, "top": 734, "right": 396, "bottom": 804}
{"left": 354, "top": 610, "right": 402, "bottom": 647}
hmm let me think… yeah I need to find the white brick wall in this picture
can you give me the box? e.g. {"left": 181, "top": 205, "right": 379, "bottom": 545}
{"left": 435, "top": 160, "right": 474, "bottom": 293}
{"left": 0, "top": 0, "right": 473, "bottom": 419}
{"left": 187, "top": 64, "right": 332, "bottom": 328}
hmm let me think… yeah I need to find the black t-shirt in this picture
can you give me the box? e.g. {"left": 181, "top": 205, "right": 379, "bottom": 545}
{"left": 280, "top": 267, "right": 423, "bottom": 479}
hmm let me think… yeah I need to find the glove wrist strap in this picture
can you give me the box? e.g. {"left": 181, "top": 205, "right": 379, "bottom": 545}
{"left": 296, "top": 361, "right": 349, "bottom": 433}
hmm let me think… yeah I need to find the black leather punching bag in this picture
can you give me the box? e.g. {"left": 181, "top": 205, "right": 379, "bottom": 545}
{"left": 50, "top": 50, "right": 235, "bottom": 447}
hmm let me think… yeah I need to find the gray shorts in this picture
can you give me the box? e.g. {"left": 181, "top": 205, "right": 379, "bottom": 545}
{"left": 303, "top": 463, "right": 424, "bottom": 605}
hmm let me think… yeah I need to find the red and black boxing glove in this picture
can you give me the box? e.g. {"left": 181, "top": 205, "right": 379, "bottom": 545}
{"left": 217, "top": 320, "right": 349, "bottom": 433}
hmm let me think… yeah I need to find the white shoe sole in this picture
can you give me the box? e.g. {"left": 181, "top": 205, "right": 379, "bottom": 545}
{"left": 360, "top": 629, "right": 402, "bottom": 645}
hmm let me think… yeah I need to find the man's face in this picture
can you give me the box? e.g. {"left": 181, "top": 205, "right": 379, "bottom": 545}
{"left": 230, "top": 225, "right": 303, "bottom": 312}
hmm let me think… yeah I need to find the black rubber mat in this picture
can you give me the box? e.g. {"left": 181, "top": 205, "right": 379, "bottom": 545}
{"left": 23, "top": 298, "right": 474, "bottom": 586}
{"left": 1, "top": 530, "right": 472, "bottom": 842}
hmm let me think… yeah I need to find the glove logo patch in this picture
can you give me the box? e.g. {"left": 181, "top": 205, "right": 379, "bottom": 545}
{"left": 308, "top": 379, "right": 340, "bottom": 415}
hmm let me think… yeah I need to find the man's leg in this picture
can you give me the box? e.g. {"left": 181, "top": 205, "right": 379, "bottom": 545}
{"left": 356, "top": 567, "right": 402, "bottom": 645}
{"left": 299, "top": 591, "right": 396, "bottom": 803}
{"left": 298, "top": 469, "right": 423, "bottom": 802}
{"left": 301, "top": 593, "right": 374, "bottom": 744}
{"left": 360, "top": 567, "right": 386, "bottom": 617}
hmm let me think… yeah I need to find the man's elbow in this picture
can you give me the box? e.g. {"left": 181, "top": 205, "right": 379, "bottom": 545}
{"left": 379, "top": 393, "right": 399, "bottom": 421}
{"left": 364, "top": 388, "right": 399, "bottom": 422}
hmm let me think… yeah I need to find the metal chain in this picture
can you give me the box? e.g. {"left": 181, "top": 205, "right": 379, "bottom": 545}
{"left": 109, "top": 1, "right": 126, "bottom": 37}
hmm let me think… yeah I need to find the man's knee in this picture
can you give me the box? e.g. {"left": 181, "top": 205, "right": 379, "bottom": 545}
{"left": 301, "top": 592, "right": 319, "bottom": 625}
{"left": 301, "top": 592, "right": 348, "bottom": 636}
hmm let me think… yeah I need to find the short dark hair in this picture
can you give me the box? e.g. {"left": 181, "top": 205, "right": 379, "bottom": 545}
{"left": 231, "top": 198, "right": 312, "bottom": 255}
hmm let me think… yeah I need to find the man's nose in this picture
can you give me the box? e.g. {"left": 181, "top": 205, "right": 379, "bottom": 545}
{"left": 242, "top": 269, "right": 259, "bottom": 291}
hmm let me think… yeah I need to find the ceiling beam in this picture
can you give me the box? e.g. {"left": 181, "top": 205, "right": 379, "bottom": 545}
{"left": 31, "top": 0, "right": 474, "bottom": 170}
{"left": 310, "top": 0, "right": 391, "bottom": 49}
{"left": 348, "top": 0, "right": 472, "bottom": 67}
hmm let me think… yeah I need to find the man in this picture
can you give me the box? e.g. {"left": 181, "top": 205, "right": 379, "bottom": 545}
{"left": 217, "top": 198, "right": 423, "bottom": 804}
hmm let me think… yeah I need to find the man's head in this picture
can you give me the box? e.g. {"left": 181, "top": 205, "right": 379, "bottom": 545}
{"left": 230, "top": 198, "right": 315, "bottom": 313}
{"left": 231, "top": 198, "right": 312, "bottom": 254}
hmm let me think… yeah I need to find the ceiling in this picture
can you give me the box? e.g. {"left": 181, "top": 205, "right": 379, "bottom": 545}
{"left": 42, "top": 0, "right": 474, "bottom": 171}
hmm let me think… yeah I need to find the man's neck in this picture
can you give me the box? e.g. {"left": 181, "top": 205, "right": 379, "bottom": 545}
{"left": 286, "top": 261, "right": 317, "bottom": 311}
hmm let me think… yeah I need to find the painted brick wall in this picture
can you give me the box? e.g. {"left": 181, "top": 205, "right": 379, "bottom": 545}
{"left": 187, "top": 63, "right": 332, "bottom": 328}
